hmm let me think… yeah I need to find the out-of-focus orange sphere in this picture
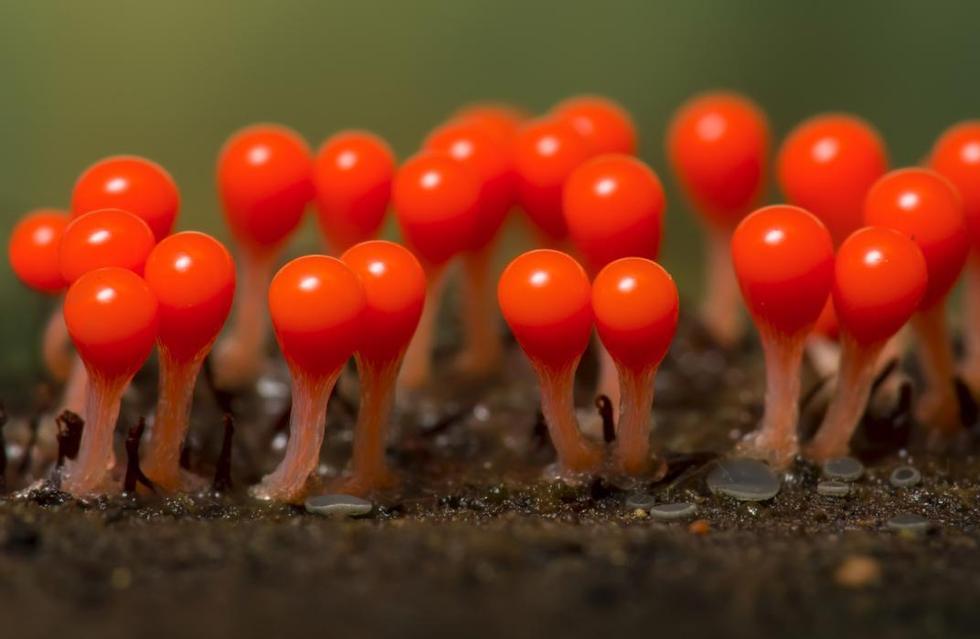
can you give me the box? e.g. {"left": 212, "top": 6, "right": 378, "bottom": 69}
{"left": 777, "top": 114, "right": 887, "bottom": 244}
{"left": 9, "top": 209, "right": 70, "bottom": 294}
{"left": 563, "top": 154, "right": 665, "bottom": 273}
{"left": 667, "top": 92, "right": 769, "bottom": 230}
{"left": 218, "top": 124, "right": 314, "bottom": 253}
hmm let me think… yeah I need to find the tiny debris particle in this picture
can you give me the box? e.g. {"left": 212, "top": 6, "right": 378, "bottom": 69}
{"left": 305, "top": 494, "right": 373, "bottom": 519}
{"left": 817, "top": 480, "right": 851, "bottom": 497}
{"left": 649, "top": 502, "right": 697, "bottom": 521}
{"left": 834, "top": 555, "right": 881, "bottom": 588}
{"left": 688, "top": 519, "right": 710, "bottom": 535}
{"left": 624, "top": 492, "right": 657, "bottom": 511}
{"left": 885, "top": 513, "right": 931, "bottom": 533}
{"left": 706, "top": 458, "right": 780, "bottom": 501}
{"left": 110, "top": 567, "right": 132, "bottom": 590}
{"left": 889, "top": 465, "right": 921, "bottom": 488}
{"left": 822, "top": 457, "right": 864, "bottom": 482}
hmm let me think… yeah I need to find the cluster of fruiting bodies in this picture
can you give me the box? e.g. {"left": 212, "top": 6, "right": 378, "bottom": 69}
{"left": 8, "top": 94, "right": 980, "bottom": 503}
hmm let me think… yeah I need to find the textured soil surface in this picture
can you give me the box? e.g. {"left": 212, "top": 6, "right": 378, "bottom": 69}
{"left": 1, "top": 316, "right": 978, "bottom": 639}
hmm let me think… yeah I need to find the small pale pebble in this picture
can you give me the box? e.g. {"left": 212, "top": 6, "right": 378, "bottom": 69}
{"left": 885, "top": 513, "right": 931, "bottom": 533}
{"left": 822, "top": 457, "right": 864, "bottom": 482}
{"left": 889, "top": 465, "right": 921, "bottom": 488}
{"left": 632, "top": 508, "right": 648, "bottom": 519}
{"left": 649, "top": 502, "right": 697, "bottom": 521}
{"left": 305, "top": 494, "right": 373, "bottom": 519}
{"left": 834, "top": 555, "right": 881, "bottom": 588}
{"left": 706, "top": 458, "right": 780, "bottom": 501}
{"left": 624, "top": 493, "right": 657, "bottom": 511}
{"left": 817, "top": 480, "right": 851, "bottom": 497}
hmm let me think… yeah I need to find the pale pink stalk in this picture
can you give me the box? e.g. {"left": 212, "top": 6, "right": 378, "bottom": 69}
{"left": 700, "top": 227, "right": 743, "bottom": 348}
{"left": 251, "top": 372, "right": 339, "bottom": 502}
{"left": 213, "top": 250, "right": 276, "bottom": 388}
{"left": 399, "top": 267, "right": 446, "bottom": 390}
{"left": 62, "top": 372, "right": 128, "bottom": 496}
{"left": 338, "top": 356, "right": 401, "bottom": 495}
{"left": 739, "top": 328, "right": 806, "bottom": 468}
{"left": 42, "top": 303, "right": 72, "bottom": 381}
{"left": 455, "top": 245, "right": 503, "bottom": 375}
{"left": 142, "top": 349, "right": 206, "bottom": 491}
{"left": 532, "top": 359, "right": 603, "bottom": 474}
{"left": 806, "top": 336, "right": 882, "bottom": 460}
{"left": 911, "top": 302, "right": 960, "bottom": 434}
{"left": 612, "top": 364, "right": 664, "bottom": 477}
{"left": 960, "top": 256, "right": 980, "bottom": 392}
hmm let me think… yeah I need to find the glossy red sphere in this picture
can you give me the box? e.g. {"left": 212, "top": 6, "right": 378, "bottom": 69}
{"left": 72, "top": 155, "right": 180, "bottom": 241}
{"left": 732, "top": 205, "right": 835, "bottom": 336}
{"left": 667, "top": 92, "right": 769, "bottom": 229}
{"left": 498, "top": 250, "right": 593, "bottom": 367}
{"left": 392, "top": 151, "right": 480, "bottom": 267}
{"left": 563, "top": 154, "right": 665, "bottom": 272}
{"left": 552, "top": 96, "right": 637, "bottom": 155}
{"left": 833, "top": 227, "right": 927, "bottom": 345}
{"left": 64, "top": 267, "right": 159, "bottom": 379}
{"left": 313, "top": 130, "right": 395, "bottom": 253}
{"left": 929, "top": 121, "right": 980, "bottom": 252}
{"left": 454, "top": 103, "right": 525, "bottom": 145}
{"left": 143, "top": 231, "right": 236, "bottom": 361}
{"left": 217, "top": 124, "right": 314, "bottom": 253}
{"left": 59, "top": 208, "right": 156, "bottom": 284}
{"left": 777, "top": 114, "right": 888, "bottom": 244}
{"left": 268, "top": 255, "right": 365, "bottom": 377}
{"left": 864, "top": 168, "right": 968, "bottom": 309}
{"left": 341, "top": 240, "right": 426, "bottom": 363}
{"left": 592, "top": 258, "right": 679, "bottom": 372}
{"left": 8, "top": 209, "right": 69, "bottom": 294}
{"left": 513, "top": 118, "right": 593, "bottom": 240}
{"left": 425, "top": 119, "right": 515, "bottom": 251}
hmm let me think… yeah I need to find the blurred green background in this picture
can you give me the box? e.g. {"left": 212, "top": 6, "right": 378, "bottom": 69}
{"left": 1, "top": 0, "right": 978, "bottom": 388}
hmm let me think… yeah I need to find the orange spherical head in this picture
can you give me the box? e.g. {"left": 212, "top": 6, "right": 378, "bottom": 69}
{"left": 833, "top": 227, "right": 927, "bottom": 346}
{"left": 9, "top": 209, "right": 69, "bottom": 294}
{"left": 268, "top": 255, "right": 365, "bottom": 378}
{"left": 341, "top": 240, "right": 426, "bottom": 364}
{"left": 218, "top": 124, "right": 314, "bottom": 253}
{"left": 777, "top": 114, "right": 887, "bottom": 244}
{"left": 64, "top": 267, "right": 159, "bottom": 379}
{"left": 732, "top": 205, "right": 834, "bottom": 337}
{"left": 71, "top": 155, "right": 180, "bottom": 241}
{"left": 864, "top": 168, "right": 968, "bottom": 309}
{"left": 513, "top": 118, "right": 593, "bottom": 240}
{"left": 667, "top": 92, "right": 769, "bottom": 229}
{"left": 59, "top": 208, "right": 156, "bottom": 284}
{"left": 313, "top": 130, "right": 395, "bottom": 252}
{"left": 552, "top": 96, "right": 637, "bottom": 155}
{"left": 392, "top": 151, "right": 480, "bottom": 267}
{"left": 563, "top": 154, "right": 665, "bottom": 272}
{"left": 929, "top": 121, "right": 980, "bottom": 252}
{"left": 425, "top": 119, "right": 515, "bottom": 251}
{"left": 454, "top": 103, "right": 526, "bottom": 145}
{"left": 498, "top": 249, "right": 593, "bottom": 367}
{"left": 592, "top": 258, "right": 679, "bottom": 372}
{"left": 143, "top": 231, "right": 236, "bottom": 361}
